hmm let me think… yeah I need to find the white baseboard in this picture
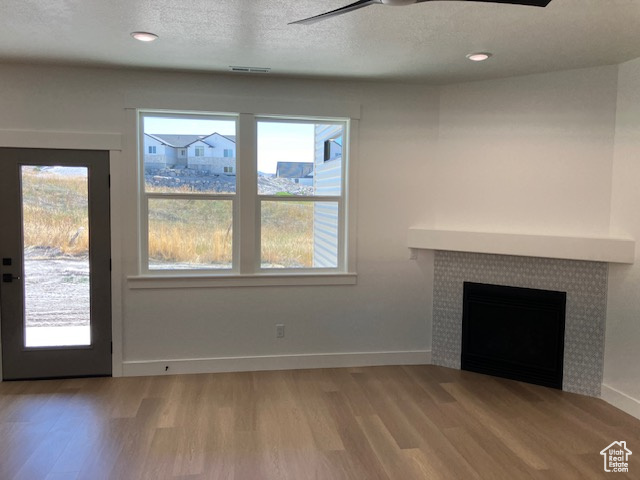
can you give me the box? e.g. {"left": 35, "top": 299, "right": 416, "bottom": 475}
{"left": 601, "top": 383, "right": 640, "bottom": 420}
{"left": 122, "top": 350, "right": 432, "bottom": 377}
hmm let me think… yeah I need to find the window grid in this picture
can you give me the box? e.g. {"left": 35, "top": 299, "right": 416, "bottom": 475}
{"left": 139, "top": 111, "right": 349, "bottom": 275}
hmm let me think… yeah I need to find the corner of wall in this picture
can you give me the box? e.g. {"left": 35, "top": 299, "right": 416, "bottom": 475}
{"left": 601, "top": 383, "right": 640, "bottom": 420}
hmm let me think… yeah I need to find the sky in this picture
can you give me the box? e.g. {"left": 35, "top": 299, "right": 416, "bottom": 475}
{"left": 144, "top": 116, "right": 315, "bottom": 174}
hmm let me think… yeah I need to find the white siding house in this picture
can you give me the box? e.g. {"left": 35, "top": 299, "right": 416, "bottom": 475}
{"left": 143, "top": 134, "right": 179, "bottom": 169}
{"left": 143, "top": 133, "right": 236, "bottom": 173}
{"left": 188, "top": 133, "right": 236, "bottom": 173}
{"left": 313, "top": 124, "right": 343, "bottom": 268}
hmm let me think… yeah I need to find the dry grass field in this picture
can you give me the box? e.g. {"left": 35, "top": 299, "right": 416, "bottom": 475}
{"left": 148, "top": 200, "right": 314, "bottom": 268}
{"left": 22, "top": 168, "right": 89, "bottom": 256}
{"left": 23, "top": 169, "right": 314, "bottom": 268}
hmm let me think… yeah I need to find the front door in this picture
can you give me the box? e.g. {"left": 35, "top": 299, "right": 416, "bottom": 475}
{"left": 0, "top": 148, "right": 111, "bottom": 380}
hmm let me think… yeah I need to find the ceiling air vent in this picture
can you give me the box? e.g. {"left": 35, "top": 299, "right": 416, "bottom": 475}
{"left": 230, "top": 66, "right": 271, "bottom": 73}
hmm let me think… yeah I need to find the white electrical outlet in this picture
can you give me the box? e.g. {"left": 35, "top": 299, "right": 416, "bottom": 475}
{"left": 276, "top": 324, "right": 285, "bottom": 338}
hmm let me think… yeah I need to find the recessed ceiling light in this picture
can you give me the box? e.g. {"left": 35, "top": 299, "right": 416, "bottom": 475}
{"left": 131, "top": 32, "right": 158, "bottom": 42}
{"left": 466, "top": 52, "right": 492, "bottom": 62}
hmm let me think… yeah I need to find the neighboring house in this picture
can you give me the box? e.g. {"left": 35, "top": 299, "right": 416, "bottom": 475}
{"left": 144, "top": 133, "right": 183, "bottom": 169}
{"left": 313, "top": 124, "right": 343, "bottom": 269}
{"left": 323, "top": 135, "right": 342, "bottom": 162}
{"left": 187, "top": 133, "right": 236, "bottom": 173}
{"left": 275, "top": 162, "right": 314, "bottom": 185}
{"left": 143, "top": 132, "right": 236, "bottom": 173}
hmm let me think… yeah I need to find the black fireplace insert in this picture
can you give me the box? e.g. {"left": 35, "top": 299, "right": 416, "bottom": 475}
{"left": 461, "top": 282, "right": 566, "bottom": 389}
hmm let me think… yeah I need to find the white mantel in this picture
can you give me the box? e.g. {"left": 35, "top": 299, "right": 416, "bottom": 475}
{"left": 408, "top": 228, "right": 635, "bottom": 264}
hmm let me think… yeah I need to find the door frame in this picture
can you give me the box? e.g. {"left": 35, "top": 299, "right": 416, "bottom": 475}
{"left": 0, "top": 130, "right": 123, "bottom": 381}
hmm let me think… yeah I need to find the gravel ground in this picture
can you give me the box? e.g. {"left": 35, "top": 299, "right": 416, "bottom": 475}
{"left": 146, "top": 168, "right": 314, "bottom": 195}
{"left": 24, "top": 256, "right": 90, "bottom": 328}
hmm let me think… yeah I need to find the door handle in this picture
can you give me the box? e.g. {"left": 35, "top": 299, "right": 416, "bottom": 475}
{"left": 2, "top": 273, "right": 20, "bottom": 283}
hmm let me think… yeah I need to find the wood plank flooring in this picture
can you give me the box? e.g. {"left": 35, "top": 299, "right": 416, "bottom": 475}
{"left": 0, "top": 365, "right": 638, "bottom": 479}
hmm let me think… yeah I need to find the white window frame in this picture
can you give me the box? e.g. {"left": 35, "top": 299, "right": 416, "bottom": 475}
{"left": 135, "top": 109, "right": 357, "bottom": 287}
{"left": 148, "top": 145, "right": 157, "bottom": 154}
{"left": 139, "top": 111, "right": 239, "bottom": 275}
{"left": 194, "top": 145, "right": 205, "bottom": 157}
{"left": 255, "top": 116, "right": 348, "bottom": 274}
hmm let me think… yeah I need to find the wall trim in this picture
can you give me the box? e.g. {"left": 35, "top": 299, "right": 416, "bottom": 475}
{"left": 122, "top": 350, "right": 431, "bottom": 377}
{"left": 125, "top": 94, "right": 361, "bottom": 120}
{"left": 127, "top": 273, "right": 357, "bottom": 289}
{"left": 601, "top": 383, "right": 640, "bottom": 420}
{"left": 0, "top": 129, "right": 122, "bottom": 151}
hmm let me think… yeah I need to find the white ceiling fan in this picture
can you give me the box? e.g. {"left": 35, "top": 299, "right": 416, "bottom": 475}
{"left": 289, "top": 0, "right": 552, "bottom": 25}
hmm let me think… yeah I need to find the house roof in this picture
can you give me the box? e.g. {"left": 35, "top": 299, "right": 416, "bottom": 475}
{"left": 276, "top": 162, "right": 314, "bottom": 179}
{"left": 146, "top": 133, "right": 236, "bottom": 148}
{"left": 146, "top": 134, "right": 206, "bottom": 148}
{"left": 201, "top": 133, "right": 236, "bottom": 147}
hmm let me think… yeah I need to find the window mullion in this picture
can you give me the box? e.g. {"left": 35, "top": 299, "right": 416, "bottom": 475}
{"left": 237, "top": 113, "right": 257, "bottom": 274}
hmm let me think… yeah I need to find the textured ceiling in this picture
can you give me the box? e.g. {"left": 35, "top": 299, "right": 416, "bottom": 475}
{"left": 0, "top": 0, "right": 639, "bottom": 83}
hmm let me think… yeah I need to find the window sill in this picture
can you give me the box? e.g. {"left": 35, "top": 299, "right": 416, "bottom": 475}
{"left": 127, "top": 272, "right": 358, "bottom": 289}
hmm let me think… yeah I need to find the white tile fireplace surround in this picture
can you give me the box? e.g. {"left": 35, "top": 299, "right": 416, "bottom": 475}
{"left": 433, "top": 251, "right": 607, "bottom": 396}
{"left": 409, "top": 229, "right": 636, "bottom": 398}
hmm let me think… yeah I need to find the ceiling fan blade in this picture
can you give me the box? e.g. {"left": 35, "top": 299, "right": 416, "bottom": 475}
{"left": 416, "top": 0, "right": 551, "bottom": 6}
{"left": 465, "top": 0, "right": 551, "bottom": 5}
{"left": 289, "top": 0, "right": 381, "bottom": 25}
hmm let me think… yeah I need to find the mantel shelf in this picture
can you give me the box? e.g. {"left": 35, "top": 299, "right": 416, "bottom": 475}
{"left": 408, "top": 228, "right": 635, "bottom": 264}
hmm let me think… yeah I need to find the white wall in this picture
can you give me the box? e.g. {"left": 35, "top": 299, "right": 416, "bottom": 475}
{"left": 0, "top": 64, "right": 438, "bottom": 374}
{"left": 3, "top": 61, "right": 637, "bottom": 414}
{"left": 605, "top": 57, "right": 640, "bottom": 415}
{"left": 434, "top": 66, "right": 619, "bottom": 236}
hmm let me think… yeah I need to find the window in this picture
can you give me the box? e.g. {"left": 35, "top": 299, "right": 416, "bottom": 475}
{"left": 140, "top": 113, "right": 236, "bottom": 271}
{"left": 323, "top": 135, "right": 342, "bottom": 162}
{"left": 148, "top": 146, "right": 157, "bottom": 154}
{"left": 139, "top": 111, "right": 349, "bottom": 276}
{"left": 180, "top": 149, "right": 186, "bottom": 156}
{"left": 258, "top": 119, "right": 345, "bottom": 270}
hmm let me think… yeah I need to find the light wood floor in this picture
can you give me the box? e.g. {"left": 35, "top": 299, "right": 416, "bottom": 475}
{"left": 0, "top": 365, "right": 638, "bottom": 480}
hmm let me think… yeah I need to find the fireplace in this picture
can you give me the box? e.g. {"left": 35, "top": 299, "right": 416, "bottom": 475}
{"left": 432, "top": 251, "right": 607, "bottom": 396}
{"left": 461, "top": 282, "right": 566, "bottom": 389}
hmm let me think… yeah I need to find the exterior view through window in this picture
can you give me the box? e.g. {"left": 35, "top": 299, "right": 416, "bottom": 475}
{"left": 22, "top": 166, "right": 91, "bottom": 346}
{"left": 258, "top": 120, "right": 343, "bottom": 269}
{"left": 142, "top": 114, "right": 236, "bottom": 270}
{"left": 140, "top": 112, "right": 347, "bottom": 273}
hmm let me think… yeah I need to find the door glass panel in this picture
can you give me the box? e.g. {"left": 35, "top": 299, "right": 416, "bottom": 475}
{"left": 21, "top": 166, "right": 90, "bottom": 347}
